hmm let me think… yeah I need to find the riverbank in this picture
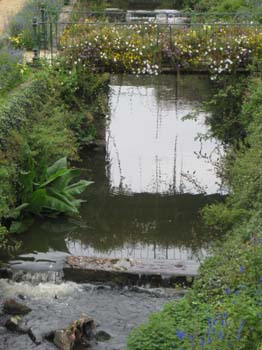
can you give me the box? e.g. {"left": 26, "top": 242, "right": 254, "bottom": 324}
{"left": 127, "top": 74, "right": 262, "bottom": 350}
{"left": 0, "top": 60, "right": 109, "bottom": 240}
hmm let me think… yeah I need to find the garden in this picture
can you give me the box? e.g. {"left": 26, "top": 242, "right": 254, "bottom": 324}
{"left": 60, "top": 21, "right": 262, "bottom": 78}
{"left": 1, "top": 0, "right": 262, "bottom": 349}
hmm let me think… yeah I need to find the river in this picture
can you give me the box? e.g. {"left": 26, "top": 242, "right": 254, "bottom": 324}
{"left": 0, "top": 74, "right": 224, "bottom": 350}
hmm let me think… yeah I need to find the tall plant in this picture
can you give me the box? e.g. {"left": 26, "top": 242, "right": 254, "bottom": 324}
{"left": 9, "top": 156, "right": 93, "bottom": 233}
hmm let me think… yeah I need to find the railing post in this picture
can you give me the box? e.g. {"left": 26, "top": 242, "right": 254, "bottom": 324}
{"left": 32, "top": 17, "right": 39, "bottom": 65}
{"left": 40, "top": 3, "right": 48, "bottom": 50}
{"left": 50, "top": 21, "right": 53, "bottom": 62}
{"left": 156, "top": 24, "right": 159, "bottom": 47}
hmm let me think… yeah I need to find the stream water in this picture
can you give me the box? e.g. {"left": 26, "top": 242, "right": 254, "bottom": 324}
{"left": 0, "top": 74, "right": 224, "bottom": 349}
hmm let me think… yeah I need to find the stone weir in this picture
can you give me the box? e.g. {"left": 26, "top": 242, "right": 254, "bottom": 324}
{"left": 64, "top": 256, "right": 197, "bottom": 287}
{"left": 2, "top": 254, "right": 199, "bottom": 287}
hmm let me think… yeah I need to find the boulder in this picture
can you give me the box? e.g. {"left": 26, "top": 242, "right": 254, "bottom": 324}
{"left": 0, "top": 267, "right": 13, "bottom": 279}
{"left": 5, "top": 316, "right": 28, "bottom": 333}
{"left": 3, "top": 299, "right": 32, "bottom": 315}
{"left": 53, "top": 314, "right": 96, "bottom": 350}
{"left": 96, "top": 330, "right": 111, "bottom": 342}
{"left": 28, "top": 328, "right": 42, "bottom": 345}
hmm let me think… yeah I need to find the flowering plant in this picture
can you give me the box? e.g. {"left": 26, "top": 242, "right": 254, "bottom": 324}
{"left": 60, "top": 22, "right": 262, "bottom": 79}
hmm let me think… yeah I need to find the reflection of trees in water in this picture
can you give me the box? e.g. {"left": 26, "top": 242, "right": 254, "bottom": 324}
{"left": 108, "top": 74, "right": 222, "bottom": 194}
{"left": 16, "top": 192, "right": 223, "bottom": 258}
{"left": 67, "top": 193, "right": 223, "bottom": 253}
{"left": 111, "top": 74, "right": 212, "bottom": 109}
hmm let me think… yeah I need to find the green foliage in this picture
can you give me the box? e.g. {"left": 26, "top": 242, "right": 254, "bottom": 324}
{"left": 55, "top": 59, "right": 110, "bottom": 108}
{"left": 21, "top": 156, "right": 92, "bottom": 216}
{"left": 61, "top": 22, "right": 262, "bottom": 77}
{"left": 128, "top": 283, "right": 262, "bottom": 350}
{"left": 213, "top": 0, "right": 246, "bottom": 12}
{"left": 0, "top": 165, "right": 16, "bottom": 220}
{"left": 201, "top": 202, "right": 248, "bottom": 234}
{"left": 204, "top": 75, "right": 248, "bottom": 143}
{"left": 77, "top": 0, "right": 253, "bottom": 11}
{"left": 0, "top": 46, "right": 28, "bottom": 94}
{"left": 0, "top": 225, "right": 20, "bottom": 255}
{"left": 8, "top": 157, "right": 93, "bottom": 233}
{"left": 0, "top": 61, "right": 108, "bottom": 234}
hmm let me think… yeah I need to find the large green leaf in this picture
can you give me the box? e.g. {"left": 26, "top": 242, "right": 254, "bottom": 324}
{"left": 65, "top": 180, "right": 94, "bottom": 196}
{"left": 27, "top": 189, "right": 48, "bottom": 215}
{"left": 71, "top": 199, "right": 86, "bottom": 209}
{"left": 51, "top": 168, "right": 83, "bottom": 191}
{"left": 47, "top": 157, "right": 67, "bottom": 178}
{"left": 47, "top": 189, "right": 79, "bottom": 214}
{"left": 12, "top": 157, "right": 92, "bottom": 222}
{"left": 39, "top": 168, "right": 71, "bottom": 188}
{"left": 27, "top": 188, "right": 79, "bottom": 216}
{"left": 28, "top": 189, "right": 51, "bottom": 215}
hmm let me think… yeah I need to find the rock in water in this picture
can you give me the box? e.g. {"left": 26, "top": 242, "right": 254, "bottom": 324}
{"left": 5, "top": 316, "right": 28, "bottom": 334}
{"left": 3, "top": 299, "right": 32, "bottom": 315}
{"left": 96, "top": 330, "right": 111, "bottom": 342}
{"left": 0, "top": 267, "right": 13, "bottom": 279}
{"left": 54, "top": 329, "right": 73, "bottom": 350}
{"left": 53, "top": 314, "right": 96, "bottom": 350}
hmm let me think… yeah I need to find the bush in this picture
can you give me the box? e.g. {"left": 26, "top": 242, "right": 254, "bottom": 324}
{"left": 0, "top": 46, "right": 27, "bottom": 94}
{"left": 0, "top": 61, "right": 109, "bottom": 229}
{"left": 61, "top": 22, "right": 262, "bottom": 77}
{"left": 194, "top": 0, "right": 249, "bottom": 12}
{"left": 203, "top": 75, "right": 248, "bottom": 143}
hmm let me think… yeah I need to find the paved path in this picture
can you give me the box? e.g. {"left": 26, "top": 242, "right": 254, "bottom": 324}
{"left": 0, "top": 0, "right": 27, "bottom": 34}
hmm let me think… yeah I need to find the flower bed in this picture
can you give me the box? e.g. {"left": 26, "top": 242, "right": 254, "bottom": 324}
{"left": 60, "top": 22, "right": 262, "bottom": 78}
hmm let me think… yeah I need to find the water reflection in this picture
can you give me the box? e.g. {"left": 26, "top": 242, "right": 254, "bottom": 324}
{"left": 12, "top": 75, "right": 224, "bottom": 265}
{"left": 107, "top": 75, "right": 223, "bottom": 195}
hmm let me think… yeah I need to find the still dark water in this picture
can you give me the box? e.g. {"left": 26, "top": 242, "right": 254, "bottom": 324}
{"left": 12, "top": 75, "right": 224, "bottom": 266}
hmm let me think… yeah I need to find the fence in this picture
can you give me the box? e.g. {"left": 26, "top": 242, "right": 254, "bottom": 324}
{"left": 31, "top": 6, "right": 262, "bottom": 72}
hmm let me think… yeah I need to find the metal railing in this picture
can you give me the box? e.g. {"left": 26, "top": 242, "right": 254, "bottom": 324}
{"left": 31, "top": 7, "right": 262, "bottom": 70}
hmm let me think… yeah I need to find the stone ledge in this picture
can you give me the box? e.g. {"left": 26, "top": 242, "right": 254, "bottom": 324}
{"left": 63, "top": 256, "right": 197, "bottom": 287}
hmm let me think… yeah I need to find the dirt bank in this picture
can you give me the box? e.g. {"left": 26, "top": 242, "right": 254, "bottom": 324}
{"left": 0, "top": 0, "right": 27, "bottom": 34}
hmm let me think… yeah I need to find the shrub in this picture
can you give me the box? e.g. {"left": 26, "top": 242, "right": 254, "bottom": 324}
{"left": 0, "top": 46, "right": 27, "bottom": 94}
{"left": 0, "top": 62, "right": 109, "bottom": 230}
{"left": 60, "top": 22, "right": 262, "bottom": 78}
{"left": 8, "top": 157, "right": 93, "bottom": 233}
